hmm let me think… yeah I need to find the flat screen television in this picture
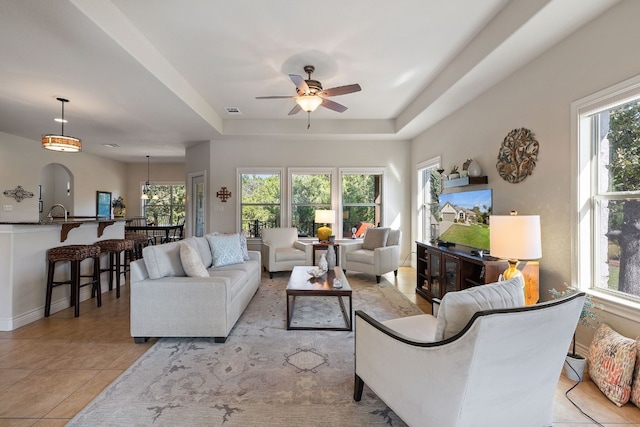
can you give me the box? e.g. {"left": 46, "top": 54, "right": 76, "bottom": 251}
{"left": 437, "top": 188, "right": 492, "bottom": 251}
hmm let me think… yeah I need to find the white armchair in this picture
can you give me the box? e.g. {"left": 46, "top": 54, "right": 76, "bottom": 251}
{"left": 354, "top": 276, "right": 585, "bottom": 427}
{"left": 341, "top": 227, "right": 401, "bottom": 283}
{"left": 261, "top": 227, "right": 312, "bottom": 278}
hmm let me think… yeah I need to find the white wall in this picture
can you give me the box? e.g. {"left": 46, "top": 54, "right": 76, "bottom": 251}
{"left": 187, "top": 138, "right": 412, "bottom": 260}
{"left": 411, "top": 0, "right": 640, "bottom": 346}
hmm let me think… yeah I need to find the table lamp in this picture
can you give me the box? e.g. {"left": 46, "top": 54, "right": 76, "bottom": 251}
{"left": 489, "top": 212, "right": 541, "bottom": 305}
{"left": 315, "top": 210, "right": 335, "bottom": 242}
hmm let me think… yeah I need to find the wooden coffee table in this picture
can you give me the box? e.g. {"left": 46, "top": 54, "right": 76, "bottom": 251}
{"left": 286, "top": 266, "right": 352, "bottom": 331}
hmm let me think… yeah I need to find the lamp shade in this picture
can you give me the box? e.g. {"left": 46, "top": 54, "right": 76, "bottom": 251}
{"left": 315, "top": 210, "right": 335, "bottom": 224}
{"left": 296, "top": 95, "right": 323, "bottom": 112}
{"left": 490, "top": 214, "right": 542, "bottom": 260}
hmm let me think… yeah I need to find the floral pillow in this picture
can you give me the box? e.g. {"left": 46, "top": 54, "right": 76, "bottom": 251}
{"left": 588, "top": 323, "right": 637, "bottom": 407}
{"left": 631, "top": 339, "right": 640, "bottom": 407}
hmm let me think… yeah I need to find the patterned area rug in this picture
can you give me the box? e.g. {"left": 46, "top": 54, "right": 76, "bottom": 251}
{"left": 68, "top": 272, "right": 422, "bottom": 426}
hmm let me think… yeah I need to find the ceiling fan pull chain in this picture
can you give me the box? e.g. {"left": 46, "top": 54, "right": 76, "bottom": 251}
{"left": 307, "top": 112, "right": 311, "bottom": 129}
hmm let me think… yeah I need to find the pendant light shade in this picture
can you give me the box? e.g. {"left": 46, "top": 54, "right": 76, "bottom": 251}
{"left": 141, "top": 155, "right": 159, "bottom": 200}
{"left": 42, "top": 98, "right": 82, "bottom": 152}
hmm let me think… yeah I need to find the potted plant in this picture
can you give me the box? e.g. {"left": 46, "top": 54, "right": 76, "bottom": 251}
{"left": 449, "top": 165, "right": 460, "bottom": 180}
{"left": 549, "top": 286, "right": 599, "bottom": 381}
{"left": 112, "top": 197, "right": 126, "bottom": 217}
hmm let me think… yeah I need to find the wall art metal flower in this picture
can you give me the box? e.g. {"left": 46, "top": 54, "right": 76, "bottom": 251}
{"left": 3, "top": 185, "right": 34, "bottom": 202}
{"left": 496, "top": 127, "right": 539, "bottom": 183}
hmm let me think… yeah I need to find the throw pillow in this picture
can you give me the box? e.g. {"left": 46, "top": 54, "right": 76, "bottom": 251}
{"left": 631, "top": 339, "right": 640, "bottom": 407}
{"left": 239, "top": 230, "right": 250, "bottom": 261}
{"left": 362, "top": 227, "right": 390, "bottom": 250}
{"left": 142, "top": 242, "right": 185, "bottom": 279}
{"left": 179, "top": 242, "right": 209, "bottom": 278}
{"left": 207, "top": 233, "right": 245, "bottom": 267}
{"left": 588, "top": 323, "right": 637, "bottom": 407}
{"left": 434, "top": 275, "right": 525, "bottom": 340}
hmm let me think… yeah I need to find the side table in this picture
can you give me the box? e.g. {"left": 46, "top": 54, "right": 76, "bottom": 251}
{"left": 313, "top": 243, "right": 340, "bottom": 266}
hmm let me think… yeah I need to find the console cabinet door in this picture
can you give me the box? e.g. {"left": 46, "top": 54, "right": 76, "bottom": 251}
{"left": 443, "top": 253, "right": 460, "bottom": 294}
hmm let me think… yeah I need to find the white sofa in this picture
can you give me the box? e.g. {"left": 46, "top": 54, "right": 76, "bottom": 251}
{"left": 130, "top": 234, "right": 261, "bottom": 343}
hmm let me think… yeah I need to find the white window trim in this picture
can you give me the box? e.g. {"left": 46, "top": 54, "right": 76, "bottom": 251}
{"left": 339, "top": 167, "right": 386, "bottom": 237}
{"left": 571, "top": 74, "right": 640, "bottom": 322}
{"left": 236, "top": 167, "right": 285, "bottom": 234}
{"left": 288, "top": 167, "right": 335, "bottom": 229}
{"left": 416, "top": 157, "right": 441, "bottom": 245}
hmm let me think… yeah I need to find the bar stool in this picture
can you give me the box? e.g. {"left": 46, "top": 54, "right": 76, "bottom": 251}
{"left": 45, "top": 244, "right": 102, "bottom": 318}
{"left": 125, "top": 232, "right": 148, "bottom": 260}
{"left": 95, "top": 239, "right": 134, "bottom": 298}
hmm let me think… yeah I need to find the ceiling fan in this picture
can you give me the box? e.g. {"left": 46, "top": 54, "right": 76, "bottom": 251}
{"left": 256, "top": 65, "right": 361, "bottom": 128}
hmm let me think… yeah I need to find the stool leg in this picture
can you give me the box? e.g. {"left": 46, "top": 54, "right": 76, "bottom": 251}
{"left": 71, "top": 260, "right": 81, "bottom": 318}
{"left": 45, "top": 260, "right": 55, "bottom": 317}
{"left": 108, "top": 252, "right": 115, "bottom": 292}
{"left": 115, "top": 250, "right": 121, "bottom": 298}
{"left": 93, "top": 255, "right": 102, "bottom": 308}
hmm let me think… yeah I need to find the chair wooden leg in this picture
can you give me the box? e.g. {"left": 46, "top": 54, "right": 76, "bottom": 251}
{"left": 376, "top": 275, "right": 381, "bottom": 283}
{"left": 354, "top": 374, "right": 364, "bottom": 401}
{"left": 394, "top": 269, "right": 398, "bottom": 276}
{"left": 44, "top": 261, "right": 56, "bottom": 317}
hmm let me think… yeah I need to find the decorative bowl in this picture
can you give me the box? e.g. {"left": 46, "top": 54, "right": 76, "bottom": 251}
{"left": 307, "top": 268, "right": 326, "bottom": 278}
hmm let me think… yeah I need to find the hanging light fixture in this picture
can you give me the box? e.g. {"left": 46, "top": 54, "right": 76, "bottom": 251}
{"left": 141, "top": 155, "right": 159, "bottom": 200}
{"left": 42, "top": 97, "right": 82, "bottom": 152}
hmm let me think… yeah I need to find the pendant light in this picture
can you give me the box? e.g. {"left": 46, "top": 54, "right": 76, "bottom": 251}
{"left": 42, "top": 97, "right": 82, "bottom": 152}
{"left": 141, "top": 155, "right": 159, "bottom": 200}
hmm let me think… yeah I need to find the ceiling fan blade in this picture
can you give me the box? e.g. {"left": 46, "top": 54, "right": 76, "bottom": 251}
{"left": 289, "top": 74, "right": 310, "bottom": 93}
{"left": 321, "top": 83, "right": 362, "bottom": 97}
{"left": 288, "top": 104, "right": 302, "bottom": 115}
{"left": 255, "top": 96, "right": 296, "bottom": 99}
{"left": 320, "top": 98, "right": 348, "bottom": 113}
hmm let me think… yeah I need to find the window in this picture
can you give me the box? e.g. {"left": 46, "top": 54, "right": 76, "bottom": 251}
{"left": 575, "top": 76, "right": 640, "bottom": 306}
{"left": 417, "top": 158, "right": 441, "bottom": 242}
{"left": 239, "top": 170, "right": 282, "bottom": 237}
{"left": 340, "top": 169, "right": 384, "bottom": 238}
{"left": 289, "top": 169, "right": 332, "bottom": 237}
{"left": 143, "top": 184, "right": 185, "bottom": 225}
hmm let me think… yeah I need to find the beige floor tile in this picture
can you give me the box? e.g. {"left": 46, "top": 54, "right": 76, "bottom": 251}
{"left": 45, "top": 369, "right": 122, "bottom": 419}
{"left": 0, "top": 420, "right": 37, "bottom": 427}
{"left": 0, "top": 369, "right": 98, "bottom": 418}
{"left": 0, "top": 368, "right": 33, "bottom": 392}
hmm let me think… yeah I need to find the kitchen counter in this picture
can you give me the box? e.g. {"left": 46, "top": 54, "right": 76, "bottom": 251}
{"left": 0, "top": 220, "right": 126, "bottom": 331}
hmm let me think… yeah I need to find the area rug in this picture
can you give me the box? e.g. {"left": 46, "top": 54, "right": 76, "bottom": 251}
{"left": 68, "top": 272, "right": 423, "bottom": 426}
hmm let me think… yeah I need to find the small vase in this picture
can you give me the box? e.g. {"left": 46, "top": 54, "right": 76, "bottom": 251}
{"left": 318, "top": 253, "right": 328, "bottom": 271}
{"left": 564, "top": 354, "right": 586, "bottom": 381}
{"left": 467, "top": 159, "right": 482, "bottom": 177}
{"left": 326, "top": 246, "right": 336, "bottom": 270}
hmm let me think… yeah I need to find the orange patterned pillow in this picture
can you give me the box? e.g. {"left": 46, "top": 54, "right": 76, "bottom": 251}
{"left": 631, "top": 339, "right": 640, "bottom": 407}
{"left": 588, "top": 324, "right": 637, "bottom": 407}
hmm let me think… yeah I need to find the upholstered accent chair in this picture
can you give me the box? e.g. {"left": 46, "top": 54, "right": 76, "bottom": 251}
{"left": 261, "top": 227, "right": 312, "bottom": 278}
{"left": 341, "top": 227, "right": 401, "bottom": 283}
{"left": 354, "top": 276, "right": 585, "bottom": 427}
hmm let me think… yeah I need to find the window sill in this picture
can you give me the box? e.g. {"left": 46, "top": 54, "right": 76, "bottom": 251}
{"left": 588, "top": 289, "right": 640, "bottom": 323}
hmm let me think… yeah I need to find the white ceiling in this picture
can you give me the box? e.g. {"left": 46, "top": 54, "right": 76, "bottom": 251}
{"left": 0, "top": 0, "right": 620, "bottom": 163}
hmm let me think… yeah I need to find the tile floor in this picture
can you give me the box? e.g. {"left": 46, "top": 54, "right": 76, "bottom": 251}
{"left": 0, "top": 266, "right": 638, "bottom": 426}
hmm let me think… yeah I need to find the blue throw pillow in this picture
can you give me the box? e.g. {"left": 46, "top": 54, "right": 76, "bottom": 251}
{"left": 207, "top": 234, "right": 244, "bottom": 267}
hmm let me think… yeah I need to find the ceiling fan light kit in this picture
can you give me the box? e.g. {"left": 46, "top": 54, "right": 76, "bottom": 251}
{"left": 41, "top": 97, "right": 82, "bottom": 152}
{"left": 256, "top": 65, "right": 361, "bottom": 128}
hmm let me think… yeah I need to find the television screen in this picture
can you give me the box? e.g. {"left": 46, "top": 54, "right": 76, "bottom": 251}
{"left": 437, "top": 189, "right": 492, "bottom": 250}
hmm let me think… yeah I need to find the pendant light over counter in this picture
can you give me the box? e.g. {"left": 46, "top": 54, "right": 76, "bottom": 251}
{"left": 141, "top": 155, "right": 159, "bottom": 200}
{"left": 42, "top": 97, "right": 82, "bottom": 152}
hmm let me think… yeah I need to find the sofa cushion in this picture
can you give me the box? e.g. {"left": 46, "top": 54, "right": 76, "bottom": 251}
{"left": 275, "top": 246, "right": 306, "bottom": 262}
{"left": 239, "top": 230, "right": 250, "bottom": 261}
{"left": 183, "top": 236, "right": 213, "bottom": 268}
{"left": 588, "top": 323, "right": 636, "bottom": 407}
{"left": 208, "top": 233, "right": 245, "bottom": 267}
{"left": 345, "top": 248, "right": 374, "bottom": 265}
{"left": 435, "top": 275, "right": 525, "bottom": 340}
{"left": 383, "top": 314, "right": 438, "bottom": 342}
{"left": 261, "top": 227, "right": 299, "bottom": 247}
{"left": 208, "top": 269, "right": 247, "bottom": 300}
{"left": 180, "top": 242, "right": 209, "bottom": 278}
{"left": 386, "top": 229, "right": 401, "bottom": 246}
{"left": 142, "top": 241, "right": 186, "bottom": 279}
{"left": 362, "top": 227, "right": 389, "bottom": 250}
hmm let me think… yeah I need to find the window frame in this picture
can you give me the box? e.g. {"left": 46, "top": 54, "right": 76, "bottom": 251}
{"left": 288, "top": 167, "right": 335, "bottom": 237}
{"left": 572, "top": 74, "right": 640, "bottom": 322}
{"left": 237, "top": 167, "right": 284, "bottom": 237}
{"left": 141, "top": 181, "right": 186, "bottom": 225}
{"left": 339, "top": 167, "right": 386, "bottom": 239}
{"left": 416, "top": 157, "right": 441, "bottom": 243}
